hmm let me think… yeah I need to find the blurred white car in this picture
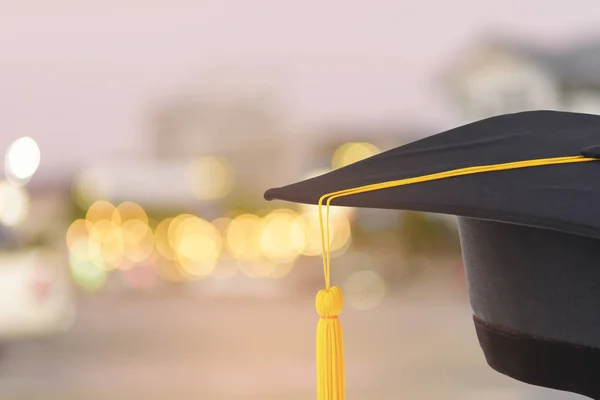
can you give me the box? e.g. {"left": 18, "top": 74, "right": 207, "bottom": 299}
{"left": 0, "top": 246, "right": 75, "bottom": 342}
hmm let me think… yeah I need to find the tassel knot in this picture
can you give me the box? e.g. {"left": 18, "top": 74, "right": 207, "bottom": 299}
{"left": 316, "top": 286, "right": 343, "bottom": 318}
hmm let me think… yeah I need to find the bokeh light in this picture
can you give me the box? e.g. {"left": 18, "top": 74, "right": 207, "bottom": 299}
{"left": 297, "top": 202, "right": 355, "bottom": 219}
{"left": 66, "top": 201, "right": 155, "bottom": 278}
{"left": 153, "top": 253, "right": 188, "bottom": 282}
{"left": 0, "top": 180, "right": 30, "bottom": 226}
{"left": 4, "top": 136, "right": 41, "bottom": 185}
{"left": 260, "top": 209, "right": 300, "bottom": 263}
{"left": 117, "top": 202, "right": 153, "bottom": 263}
{"left": 175, "top": 216, "right": 222, "bottom": 277}
{"left": 291, "top": 211, "right": 351, "bottom": 257}
{"left": 151, "top": 215, "right": 226, "bottom": 279}
{"left": 66, "top": 201, "right": 349, "bottom": 285}
{"left": 226, "top": 214, "right": 264, "bottom": 262}
{"left": 89, "top": 220, "right": 125, "bottom": 268}
{"left": 122, "top": 219, "right": 154, "bottom": 263}
{"left": 154, "top": 218, "right": 177, "bottom": 261}
{"left": 211, "top": 217, "right": 231, "bottom": 234}
{"left": 66, "top": 220, "right": 99, "bottom": 262}
{"left": 116, "top": 201, "right": 148, "bottom": 224}
{"left": 69, "top": 253, "right": 107, "bottom": 292}
{"left": 167, "top": 214, "right": 195, "bottom": 251}
{"left": 187, "top": 156, "right": 235, "bottom": 200}
{"left": 332, "top": 142, "right": 380, "bottom": 170}
{"left": 291, "top": 213, "right": 325, "bottom": 256}
{"left": 343, "top": 270, "right": 386, "bottom": 310}
{"left": 86, "top": 200, "right": 118, "bottom": 224}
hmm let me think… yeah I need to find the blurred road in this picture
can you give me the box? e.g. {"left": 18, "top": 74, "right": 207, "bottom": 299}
{"left": 0, "top": 282, "right": 584, "bottom": 400}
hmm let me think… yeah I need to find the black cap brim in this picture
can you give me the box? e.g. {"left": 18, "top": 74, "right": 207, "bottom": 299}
{"left": 265, "top": 110, "right": 600, "bottom": 240}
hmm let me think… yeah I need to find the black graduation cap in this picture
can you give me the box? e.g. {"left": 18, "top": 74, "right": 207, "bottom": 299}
{"left": 264, "top": 110, "right": 600, "bottom": 399}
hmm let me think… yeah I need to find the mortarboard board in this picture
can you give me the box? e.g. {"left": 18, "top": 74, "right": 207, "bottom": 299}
{"left": 264, "top": 110, "right": 600, "bottom": 399}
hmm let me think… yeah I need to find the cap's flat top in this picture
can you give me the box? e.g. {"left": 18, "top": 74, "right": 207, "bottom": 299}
{"left": 265, "top": 110, "right": 600, "bottom": 239}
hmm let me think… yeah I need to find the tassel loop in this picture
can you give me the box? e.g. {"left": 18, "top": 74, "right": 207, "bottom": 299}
{"left": 316, "top": 286, "right": 345, "bottom": 400}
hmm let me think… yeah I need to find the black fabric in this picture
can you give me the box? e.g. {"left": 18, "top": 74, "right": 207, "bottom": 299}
{"left": 458, "top": 217, "right": 600, "bottom": 348}
{"left": 264, "top": 110, "right": 600, "bottom": 240}
{"left": 474, "top": 316, "right": 600, "bottom": 399}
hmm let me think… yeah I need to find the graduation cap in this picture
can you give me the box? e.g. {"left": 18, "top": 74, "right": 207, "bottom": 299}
{"left": 264, "top": 110, "right": 600, "bottom": 399}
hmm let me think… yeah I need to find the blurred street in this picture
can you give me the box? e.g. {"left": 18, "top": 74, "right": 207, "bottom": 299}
{"left": 0, "top": 280, "right": 582, "bottom": 400}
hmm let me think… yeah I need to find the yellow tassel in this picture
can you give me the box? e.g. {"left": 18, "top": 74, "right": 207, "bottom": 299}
{"left": 316, "top": 286, "right": 345, "bottom": 400}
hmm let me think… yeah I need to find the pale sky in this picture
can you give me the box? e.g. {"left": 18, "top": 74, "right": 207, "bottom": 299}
{"left": 1, "top": 0, "right": 600, "bottom": 180}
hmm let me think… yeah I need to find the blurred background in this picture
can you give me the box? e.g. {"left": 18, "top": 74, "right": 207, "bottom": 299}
{"left": 0, "top": 1, "right": 598, "bottom": 399}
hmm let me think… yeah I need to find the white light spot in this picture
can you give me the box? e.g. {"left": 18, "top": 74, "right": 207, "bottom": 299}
{"left": 343, "top": 270, "right": 386, "bottom": 311}
{"left": 5, "top": 137, "right": 41, "bottom": 183}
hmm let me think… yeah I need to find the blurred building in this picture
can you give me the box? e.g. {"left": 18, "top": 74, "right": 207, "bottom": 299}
{"left": 444, "top": 38, "right": 600, "bottom": 122}
{"left": 75, "top": 77, "right": 306, "bottom": 213}
{"left": 151, "top": 81, "right": 305, "bottom": 201}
